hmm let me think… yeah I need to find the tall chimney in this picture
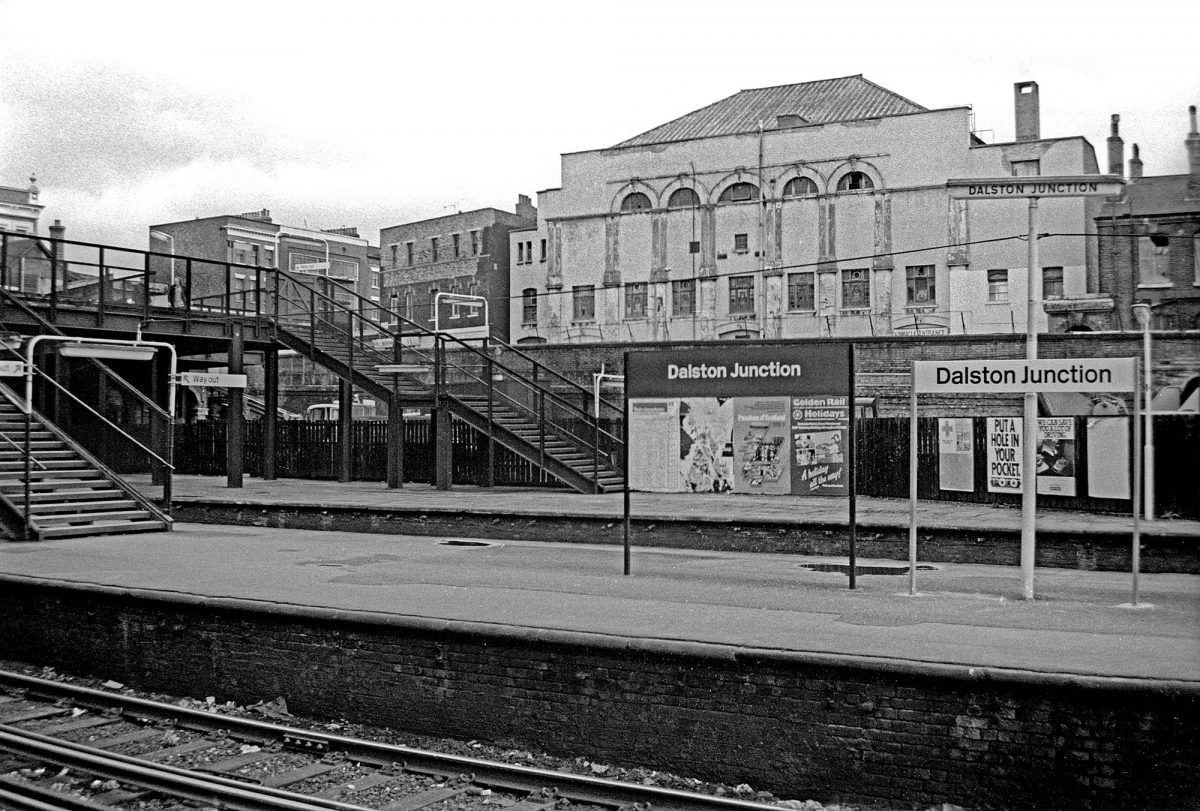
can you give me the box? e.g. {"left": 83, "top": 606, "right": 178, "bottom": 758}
{"left": 1128, "top": 143, "right": 1143, "bottom": 179}
{"left": 1187, "top": 105, "right": 1200, "bottom": 200}
{"left": 1107, "top": 114, "right": 1124, "bottom": 176}
{"left": 1014, "top": 81, "right": 1040, "bottom": 142}
{"left": 48, "top": 220, "right": 65, "bottom": 266}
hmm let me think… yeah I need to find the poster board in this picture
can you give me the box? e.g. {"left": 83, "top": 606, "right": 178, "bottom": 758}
{"left": 938, "top": 418, "right": 974, "bottom": 492}
{"left": 625, "top": 345, "right": 851, "bottom": 497}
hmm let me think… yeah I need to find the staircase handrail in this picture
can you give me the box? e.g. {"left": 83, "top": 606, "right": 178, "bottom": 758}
{"left": 0, "top": 290, "right": 171, "bottom": 422}
{"left": 0, "top": 383, "right": 172, "bottom": 528}
{"left": 487, "top": 337, "right": 623, "bottom": 416}
{"left": 269, "top": 267, "right": 623, "bottom": 447}
{"left": 0, "top": 427, "right": 47, "bottom": 470}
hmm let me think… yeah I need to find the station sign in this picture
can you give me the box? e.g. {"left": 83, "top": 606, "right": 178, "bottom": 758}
{"left": 0, "top": 361, "right": 24, "bottom": 376}
{"left": 914, "top": 358, "right": 1135, "bottom": 394}
{"left": 177, "top": 372, "right": 248, "bottom": 389}
{"left": 626, "top": 345, "right": 850, "bottom": 398}
{"left": 293, "top": 261, "right": 330, "bottom": 274}
{"left": 946, "top": 175, "right": 1125, "bottom": 200}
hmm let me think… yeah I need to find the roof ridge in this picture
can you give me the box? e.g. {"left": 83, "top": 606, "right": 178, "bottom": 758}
{"left": 736, "top": 73, "right": 865, "bottom": 93}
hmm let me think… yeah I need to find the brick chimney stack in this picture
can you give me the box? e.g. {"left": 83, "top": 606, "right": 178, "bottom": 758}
{"left": 1187, "top": 105, "right": 1200, "bottom": 200}
{"left": 1014, "top": 81, "right": 1040, "bottom": 142}
{"left": 1107, "top": 114, "right": 1124, "bottom": 177}
{"left": 1128, "top": 144, "right": 1143, "bottom": 179}
{"left": 48, "top": 219, "right": 65, "bottom": 266}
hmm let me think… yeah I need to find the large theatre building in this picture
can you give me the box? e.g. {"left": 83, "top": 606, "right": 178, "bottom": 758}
{"left": 510, "top": 76, "right": 1105, "bottom": 344}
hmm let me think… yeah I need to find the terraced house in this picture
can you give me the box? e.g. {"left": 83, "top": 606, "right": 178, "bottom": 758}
{"left": 510, "top": 76, "right": 1109, "bottom": 344}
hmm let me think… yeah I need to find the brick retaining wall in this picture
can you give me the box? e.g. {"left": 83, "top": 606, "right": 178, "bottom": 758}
{"left": 2, "top": 577, "right": 1195, "bottom": 810}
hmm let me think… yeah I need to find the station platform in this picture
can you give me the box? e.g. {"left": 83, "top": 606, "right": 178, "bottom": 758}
{"left": 2, "top": 502, "right": 1197, "bottom": 683}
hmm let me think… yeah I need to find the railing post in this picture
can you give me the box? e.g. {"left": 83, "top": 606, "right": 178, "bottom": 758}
{"left": 593, "top": 409, "right": 600, "bottom": 493}
{"left": 97, "top": 247, "right": 107, "bottom": 326}
{"left": 23, "top": 408, "right": 32, "bottom": 541}
{"left": 184, "top": 258, "right": 192, "bottom": 329}
{"left": 486, "top": 352, "right": 495, "bottom": 488}
{"left": 255, "top": 267, "right": 262, "bottom": 323}
{"left": 48, "top": 236, "right": 58, "bottom": 322}
{"left": 309, "top": 289, "right": 316, "bottom": 348}
{"left": 224, "top": 263, "right": 232, "bottom": 317}
{"left": 1, "top": 232, "right": 8, "bottom": 291}
{"left": 142, "top": 251, "right": 152, "bottom": 321}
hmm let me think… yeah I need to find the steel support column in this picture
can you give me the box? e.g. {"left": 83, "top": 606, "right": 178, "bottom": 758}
{"left": 226, "top": 323, "right": 244, "bottom": 488}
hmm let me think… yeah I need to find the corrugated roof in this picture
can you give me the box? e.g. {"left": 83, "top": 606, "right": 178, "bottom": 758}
{"left": 613, "top": 75, "right": 927, "bottom": 148}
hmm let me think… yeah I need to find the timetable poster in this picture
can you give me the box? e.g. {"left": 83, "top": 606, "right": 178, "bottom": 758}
{"left": 1037, "top": 417, "right": 1077, "bottom": 496}
{"left": 731, "top": 398, "right": 791, "bottom": 495}
{"left": 790, "top": 396, "right": 849, "bottom": 496}
{"left": 938, "top": 418, "right": 975, "bottom": 492}
{"left": 628, "top": 399, "right": 680, "bottom": 492}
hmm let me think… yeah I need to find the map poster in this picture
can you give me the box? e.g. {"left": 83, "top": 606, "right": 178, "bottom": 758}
{"left": 628, "top": 399, "right": 680, "bottom": 492}
{"left": 1086, "top": 417, "right": 1130, "bottom": 500}
{"left": 790, "top": 396, "right": 849, "bottom": 496}
{"left": 938, "top": 418, "right": 975, "bottom": 492}
{"left": 987, "top": 416, "right": 1022, "bottom": 493}
{"left": 731, "top": 398, "right": 791, "bottom": 495}
{"left": 1037, "top": 417, "right": 1077, "bottom": 496}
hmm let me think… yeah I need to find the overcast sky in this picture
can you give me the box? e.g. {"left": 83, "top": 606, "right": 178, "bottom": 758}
{"left": 1, "top": 0, "right": 1195, "bottom": 250}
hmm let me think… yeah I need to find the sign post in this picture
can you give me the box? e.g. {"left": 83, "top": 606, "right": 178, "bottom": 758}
{"left": 946, "top": 175, "right": 1124, "bottom": 600}
{"left": 912, "top": 357, "right": 1136, "bottom": 599}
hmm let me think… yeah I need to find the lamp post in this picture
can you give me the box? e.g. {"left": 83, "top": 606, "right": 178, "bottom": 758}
{"left": 1132, "top": 303, "right": 1154, "bottom": 520}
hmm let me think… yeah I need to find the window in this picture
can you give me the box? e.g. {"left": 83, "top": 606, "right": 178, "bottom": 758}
{"left": 729, "top": 275, "right": 755, "bottom": 314}
{"left": 470, "top": 230, "right": 481, "bottom": 255}
{"left": 689, "top": 241, "right": 700, "bottom": 254}
{"left": 787, "top": 272, "right": 815, "bottom": 310}
{"left": 452, "top": 233, "right": 461, "bottom": 257}
{"left": 572, "top": 285, "right": 595, "bottom": 321}
{"left": 836, "top": 171, "right": 874, "bottom": 192}
{"left": 371, "top": 268, "right": 380, "bottom": 289}
{"left": 430, "top": 237, "right": 439, "bottom": 263}
{"left": 1011, "top": 159, "right": 1040, "bottom": 177}
{"left": 719, "top": 182, "right": 759, "bottom": 203}
{"left": 262, "top": 247, "right": 275, "bottom": 268}
{"left": 841, "top": 268, "right": 870, "bottom": 309}
{"left": 906, "top": 265, "right": 936, "bottom": 304}
{"left": 404, "top": 289, "right": 414, "bottom": 320}
{"left": 733, "top": 233, "right": 749, "bottom": 254}
{"left": 671, "top": 279, "right": 695, "bottom": 316}
{"left": 428, "top": 287, "right": 439, "bottom": 321}
{"left": 667, "top": 188, "right": 700, "bottom": 208}
{"left": 625, "top": 282, "right": 648, "bottom": 318}
{"left": 1194, "top": 234, "right": 1200, "bottom": 285}
{"left": 620, "top": 192, "right": 652, "bottom": 211}
{"left": 517, "top": 242, "right": 525, "bottom": 264}
{"left": 525, "top": 241, "right": 533, "bottom": 263}
{"left": 522, "top": 288, "right": 538, "bottom": 325}
{"left": 406, "top": 242, "right": 414, "bottom": 266}
{"left": 987, "top": 269, "right": 1009, "bottom": 302}
{"left": 1042, "top": 267, "right": 1064, "bottom": 300}
{"left": 783, "top": 177, "right": 818, "bottom": 198}
{"left": 540, "top": 238, "right": 547, "bottom": 262}
{"left": 389, "top": 245, "right": 398, "bottom": 265}
{"left": 1138, "top": 234, "right": 1171, "bottom": 286}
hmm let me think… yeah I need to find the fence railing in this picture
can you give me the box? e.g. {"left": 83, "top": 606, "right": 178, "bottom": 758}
{"left": 173, "top": 415, "right": 1197, "bottom": 518}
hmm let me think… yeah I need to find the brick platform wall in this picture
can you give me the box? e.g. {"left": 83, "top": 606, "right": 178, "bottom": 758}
{"left": 2, "top": 578, "right": 1195, "bottom": 810}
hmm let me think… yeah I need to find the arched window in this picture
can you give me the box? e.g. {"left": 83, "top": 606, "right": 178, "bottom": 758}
{"left": 836, "top": 171, "right": 874, "bottom": 192}
{"left": 620, "top": 192, "right": 652, "bottom": 211}
{"left": 667, "top": 188, "right": 700, "bottom": 208}
{"left": 719, "top": 182, "right": 759, "bottom": 203}
{"left": 782, "top": 177, "right": 818, "bottom": 198}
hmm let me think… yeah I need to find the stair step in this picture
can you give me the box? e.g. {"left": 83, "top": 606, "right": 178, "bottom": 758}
{"left": 0, "top": 459, "right": 84, "bottom": 471}
{"left": 37, "top": 519, "right": 168, "bottom": 539}
{"left": 0, "top": 482, "right": 117, "bottom": 495}
{"left": 29, "top": 499, "right": 137, "bottom": 514}
{"left": 34, "top": 509, "right": 154, "bottom": 525}
{"left": 0, "top": 449, "right": 75, "bottom": 460}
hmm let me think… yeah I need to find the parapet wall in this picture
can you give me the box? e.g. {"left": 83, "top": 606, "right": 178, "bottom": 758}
{"left": 3, "top": 577, "right": 1195, "bottom": 810}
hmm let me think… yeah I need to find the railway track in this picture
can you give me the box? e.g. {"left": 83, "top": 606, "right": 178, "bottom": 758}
{"left": 0, "top": 669, "right": 784, "bottom": 811}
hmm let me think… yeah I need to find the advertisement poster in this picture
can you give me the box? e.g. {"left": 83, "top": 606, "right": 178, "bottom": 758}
{"left": 986, "top": 416, "right": 1022, "bottom": 493}
{"left": 628, "top": 400, "right": 680, "bottom": 492}
{"left": 1086, "top": 417, "right": 1130, "bottom": 500}
{"left": 1037, "top": 417, "right": 1077, "bottom": 496}
{"left": 790, "top": 396, "right": 849, "bottom": 495}
{"left": 938, "top": 418, "right": 975, "bottom": 492}
{"left": 677, "top": 397, "right": 734, "bottom": 493}
{"left": 731, "top": 398, "right": 791, "bottom": 494}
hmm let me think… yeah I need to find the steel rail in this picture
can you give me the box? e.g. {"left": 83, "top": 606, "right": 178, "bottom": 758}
{"left": 1, "top": 669, "right": 783, "bottom": 811}
{"left": 0, "top": 724, "right": 368, "bottom": 811}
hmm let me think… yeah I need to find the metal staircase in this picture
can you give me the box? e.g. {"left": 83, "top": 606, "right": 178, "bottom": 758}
{"left": 270, "top": 271, "right": 625, "bottom": 493}
{"left": 0, "top": 390, "right": 171, "bottom": 540}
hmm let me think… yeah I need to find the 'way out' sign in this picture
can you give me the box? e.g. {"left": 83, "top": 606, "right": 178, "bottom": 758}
{"left": 177, "top": 372, "right": 247, "bottom": 389}
{"left": 914, "top": 358, "right": 1135, "bottom": 393}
